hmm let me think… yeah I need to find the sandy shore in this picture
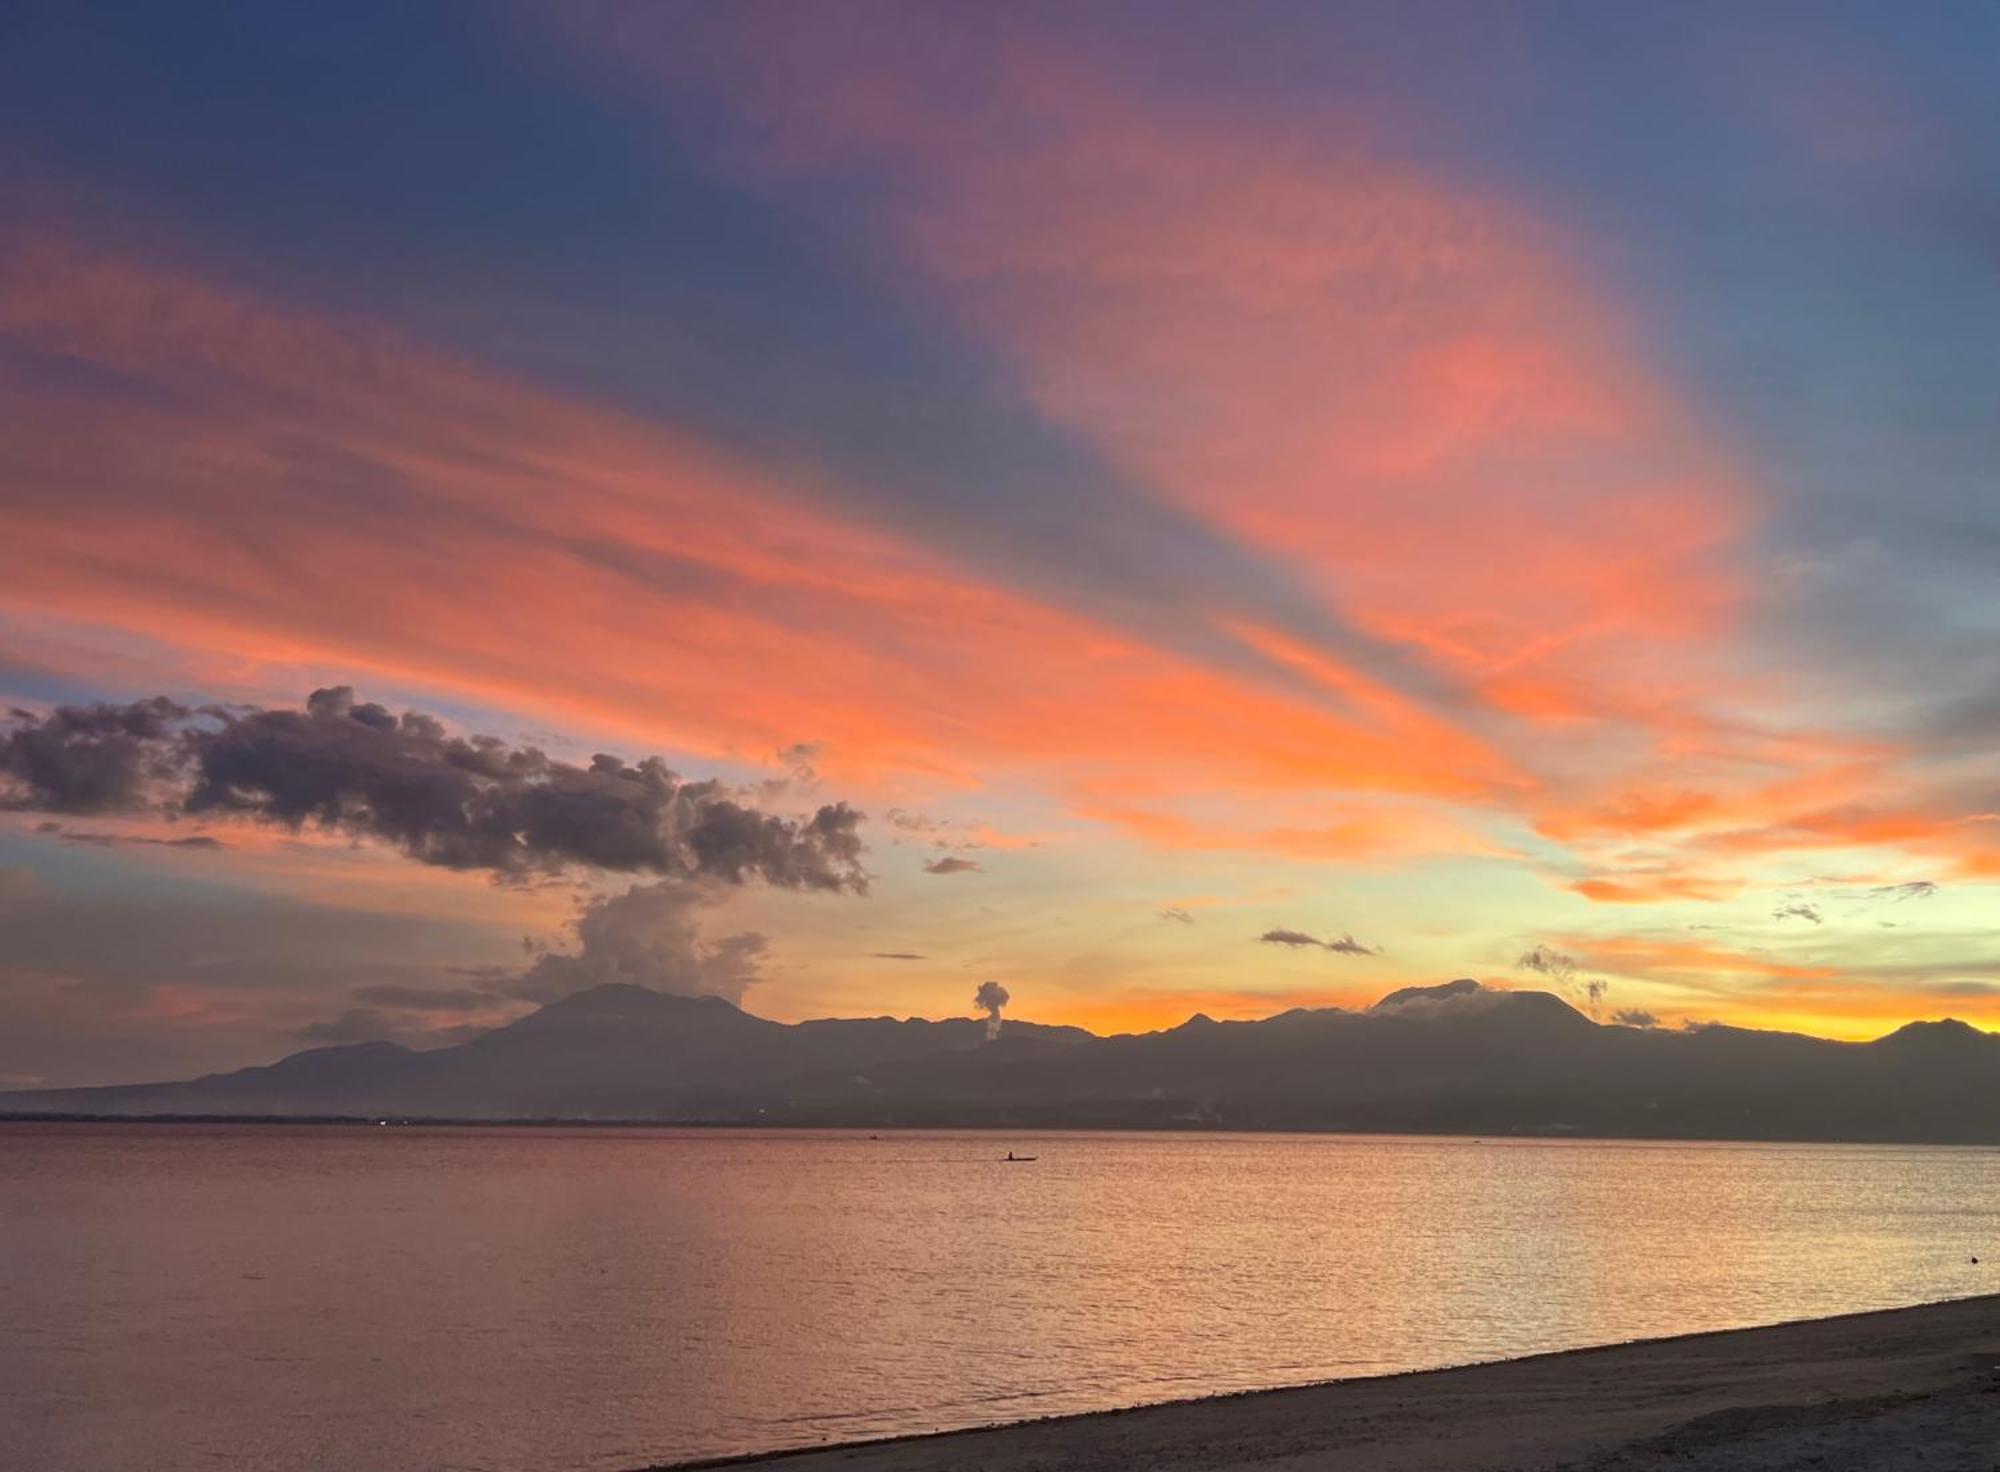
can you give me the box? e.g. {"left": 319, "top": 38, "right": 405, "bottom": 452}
{"left": 659, "top": 1294, "right": 2000, "bottom": 1472}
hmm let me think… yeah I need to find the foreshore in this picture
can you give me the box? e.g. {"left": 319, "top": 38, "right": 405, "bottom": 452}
{"left": 659, "top": 1294, "right": 2000, "bottom": 1472}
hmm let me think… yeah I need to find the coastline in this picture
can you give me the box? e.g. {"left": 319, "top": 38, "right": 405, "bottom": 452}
{"left": 654, "top": 1294, "right": 2000, "bottom": 1472}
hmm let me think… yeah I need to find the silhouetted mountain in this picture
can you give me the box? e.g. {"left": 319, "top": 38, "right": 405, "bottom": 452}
{"left": 8, "top": 980, "right": 1999, "bottom": 1142}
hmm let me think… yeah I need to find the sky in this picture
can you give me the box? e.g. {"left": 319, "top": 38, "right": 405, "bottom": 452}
{"left": 3, "top": 1, "right": 1998, "bottom": 1088}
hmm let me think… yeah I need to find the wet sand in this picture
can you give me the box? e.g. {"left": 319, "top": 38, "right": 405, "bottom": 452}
{"left": 661, "top": 1293, "right": 2000, "bottom": 1472}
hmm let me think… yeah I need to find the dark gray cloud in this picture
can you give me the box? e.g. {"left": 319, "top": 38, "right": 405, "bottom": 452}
{"left": 33, "top": 821, "right": 225, "bottom": 852}
{"left": 923, "top": 855, "right": 981, "bottom": 875}
{"left": 1, "top": 688, "right": 867, "bottom": 891}
{"left": 1517, "top": 945, "right": 1578, "bottom": 983}
{"left": 870, "top": 951, "right": 926, "bottom": 960}
{"left": 0, "top": 697, "right": 189, "bottom": 814}
{"left": 1518, "top": 944, "right": 1607, "bottom": 1014}
{"left": 1870, "top": 880, "right": 1939, "bottom": 903}
{"left": 506, "top": 881, "right": 769, "bottom": 1005}
{"left": 1259, "top": 928, "right": 1320, "bottom": 947}
{"left": 1260, "top": 927, "right": 1378, "bottom": 955}
{"left": 1158, "top": 905, "right": 1194, "bottom": 923}
{"left": 1613, "top": 1008, "right": 1660, "bottom": 1028}
{"left": 1773, "top": 900, "right": 1823, "bottom": 924}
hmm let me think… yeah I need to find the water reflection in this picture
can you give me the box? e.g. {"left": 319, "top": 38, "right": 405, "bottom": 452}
{"left": 2, "top": 1125, "right": 1992, "bottom": 1471}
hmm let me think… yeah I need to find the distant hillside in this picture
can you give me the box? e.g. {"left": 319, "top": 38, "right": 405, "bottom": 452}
{"left": 8, "top": 980, "right": 2000, "bottom": 1143}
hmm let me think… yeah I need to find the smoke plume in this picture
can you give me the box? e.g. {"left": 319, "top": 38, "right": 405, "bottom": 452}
{"left": 973, "top": 980, "right": 1011, "bottom": 1040}
{"left": 1518, "top": 945, "right": 1607, "bottom": 1018}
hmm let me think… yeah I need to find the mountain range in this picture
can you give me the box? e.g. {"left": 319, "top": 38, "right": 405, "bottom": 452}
{"left": 8, "top": 979, "right": 2000, "bottom": 1143}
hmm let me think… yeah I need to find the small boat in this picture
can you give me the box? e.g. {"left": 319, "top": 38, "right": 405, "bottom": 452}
{"left": 1003, "top": 1150, "right": 1038, "bottom": 1162}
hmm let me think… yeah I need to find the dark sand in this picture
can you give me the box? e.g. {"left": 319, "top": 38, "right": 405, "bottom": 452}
{"left": 663, "top": 1294, "right": 2000, "bottom": 1472}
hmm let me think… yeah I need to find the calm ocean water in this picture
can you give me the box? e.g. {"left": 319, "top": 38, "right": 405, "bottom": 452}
{"left": 3, "top": 1124, "right": 1994, "bottom": 1471}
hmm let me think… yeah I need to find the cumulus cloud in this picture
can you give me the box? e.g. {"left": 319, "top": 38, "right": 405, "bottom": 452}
{"left": 923, "top": 855, "right": 982, "bottom": 874}
{"left": 0, "top": 689, "right": 868, "bottom": 890}
{"left": 505, "top": 881, "right": 769, "bottom": 1005}
{"left": 0, "top": 697, "right": 189, "bottom": 814}
{"left": 1259, "top": 927, "right": 1379, "bottom": 955}
{"left": 1612, "top": 1007, "right": 1660, "bottom": 1029}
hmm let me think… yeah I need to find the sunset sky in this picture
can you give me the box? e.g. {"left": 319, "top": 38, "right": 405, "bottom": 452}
{"left": 4, "top": 2, "right": 1999, "bottom": 1087}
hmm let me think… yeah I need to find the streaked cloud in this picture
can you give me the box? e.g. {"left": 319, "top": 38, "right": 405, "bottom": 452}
{"left": 2, "top": 3, "right": 1999, "bottom": 1080}
{"left": 1259, "top": 928, "right": 1379, "bottom": 957}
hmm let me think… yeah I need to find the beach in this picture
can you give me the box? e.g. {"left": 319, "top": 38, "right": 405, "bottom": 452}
{"left": 670, "top": 1294, "right": 2000, "bottom": 1472}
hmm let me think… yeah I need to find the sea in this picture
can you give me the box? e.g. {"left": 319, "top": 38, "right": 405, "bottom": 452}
{"left": 3, "top": 1124, "right": 1994, "bottom": 1471}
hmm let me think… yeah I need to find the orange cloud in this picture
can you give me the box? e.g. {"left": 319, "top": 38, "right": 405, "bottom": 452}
{"left": 1072, "top": 790, "right": 1503, "bottom": 866}
{"left": 0, "top": 231, "right": 1554, "bottom": 855}
{"left": 1571, "top": 935, "right": 1839, "bottom": 985}
{"left": 562, "top": 13, "right": 1996, "bottom": 906}
{"left": 6, "top": 14, "right": 1992, "bottom": 1035}
{"left": 628, "top": 14, "right": 1754, "bottom": 718}
{"left": 1569, "top": 874, "right": 1738, "bottom": 904}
